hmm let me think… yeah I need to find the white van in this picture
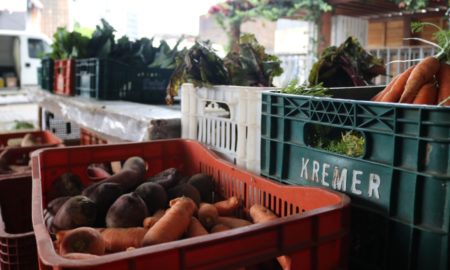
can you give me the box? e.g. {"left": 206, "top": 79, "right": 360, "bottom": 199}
{"left": 0, "top": 30, "right": 51, "bottom": 88}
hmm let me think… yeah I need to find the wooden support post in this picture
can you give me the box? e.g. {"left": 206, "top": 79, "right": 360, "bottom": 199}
{"left": 318, "top": 12, "right": 332, "bottom": 55}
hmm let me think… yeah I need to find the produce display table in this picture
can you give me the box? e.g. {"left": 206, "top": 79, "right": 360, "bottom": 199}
{"left": 27, "top": 87, "right": 181, "bottom": 142}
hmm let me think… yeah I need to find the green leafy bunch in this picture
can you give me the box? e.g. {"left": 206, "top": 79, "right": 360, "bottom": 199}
{"left": 224, "top": 33, "right": 283, "bottom": 86}
{"left": 281, "top": 79, "right": 329, "bottom": 96}
{"left": 166, "top": 41, "right": 229, "bottom": 103}
{"left": 50, "top": 27, "right": 90, "bottom": 60}
{"left": 166, "top": 34, "right": 283, "bottom": 103}
{"left": 308, "top": 37, "right": 386, "bottom": 87}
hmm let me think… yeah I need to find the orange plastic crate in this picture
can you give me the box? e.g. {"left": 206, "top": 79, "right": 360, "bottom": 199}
{"left": 0, "top": 131, "right": 62, "bottom": 151}
{"left": 31, "top": 139, "right": 350, "bottom": 270}
{"left": 80, "top": 128, "right": 108, "bottom": 145}
{"left": 0, "top": 175, "right": 38, "bottom": 270}
{"left": 53, "top": 60, "right": 75, "bottom": 96}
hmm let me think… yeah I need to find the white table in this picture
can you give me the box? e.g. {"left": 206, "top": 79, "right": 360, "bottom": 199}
{"left": 27, "top": 88, "right": 181, "bottom": 142}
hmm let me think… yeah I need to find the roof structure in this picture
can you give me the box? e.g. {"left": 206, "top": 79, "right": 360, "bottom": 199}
{"left": 327, "top": 0, "right": 448, "bottom": 19}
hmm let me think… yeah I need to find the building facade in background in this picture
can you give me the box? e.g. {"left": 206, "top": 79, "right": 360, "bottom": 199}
{"left": 0, "top": 0, "right": 43, "bottom": 32}
{"left": 40, "top": 0, "right": 69, "bottom": 38}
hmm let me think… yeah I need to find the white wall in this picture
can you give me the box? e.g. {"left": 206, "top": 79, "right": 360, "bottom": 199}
{"left": 274, "top": 18, "right": 316, "bottom": 54}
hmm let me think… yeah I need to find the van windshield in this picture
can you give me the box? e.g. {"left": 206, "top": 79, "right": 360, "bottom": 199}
{"left": 28, "top": 38, "right": 49, "bottom": 58}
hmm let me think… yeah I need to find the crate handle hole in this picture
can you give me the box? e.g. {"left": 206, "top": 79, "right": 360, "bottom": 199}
{"left": 304, "top": 123, "right": 366, "bottom": 158}
{"left": 204, "top": 102, "right": 231, "bottom": 119}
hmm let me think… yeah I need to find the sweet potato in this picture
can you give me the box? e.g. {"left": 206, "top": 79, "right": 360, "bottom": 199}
{"left": 187, "top": 173, "right": 214, "bottom": 203}
{"left": 249, "top": 205, "right": 288, "bottom": 270}
{"left": 59, "top": 227, "right": 105, "bottom": 256}
{"left": 210, "top": 223, "right": 231, "bottom": 233}
{"left": 101, "top": 227, "right": 147, "bottom": 252}
{"left": 135, "top": 182, "right": 167, "bottom": 214}
{"left": 142, "top": 197, "right": 197, "bottom": 246}
{"left": 186, "top": 217, "right": 208, "bottom": 238}
{"left": 106, "top": 192, "right": 149, "bottom": 228}
{"left": 143, "top": 209, "right": 165, "bottom": 229}
{"left": 47, "top": 196, "right": 71, "bottom": 215}
{"left": 147, "top": 168, "right": 181, "bottom": 190}
{"left": 249, "top": 204, "right": 278, "bottom": 223}
{"left": 168, "top": 183, "right": 201, "bottom": 206}
{"left": 52, "top": 195, "right": 97, "bottom": 230}
{"left": 216, "top": 217, "right": 252, "bottom": 228}
{"left": 49, "top": 173, "right": 84, "bottom": 199}
{"left": 20, "top": 133, "right": 39, "bottom": 147}
{"left": 214, "top": 196, "right": 239, "bottom": 216}
{"left": 198, "top": 203, "right": 218, "bottom": 229}
{"left": 84, "top": 182, "right": 124, "bottom": 227}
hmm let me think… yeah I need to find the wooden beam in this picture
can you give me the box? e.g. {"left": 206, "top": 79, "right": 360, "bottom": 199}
{"left": 318, "top": 12, "right": 332, "bottom": 55}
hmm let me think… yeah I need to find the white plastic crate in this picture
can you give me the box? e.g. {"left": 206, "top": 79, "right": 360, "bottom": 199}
{"left": 181, "top": 83, "right": 274, "bottom": 174}
{"left": 41, "top": 109, "right": 80, "bottom": 141}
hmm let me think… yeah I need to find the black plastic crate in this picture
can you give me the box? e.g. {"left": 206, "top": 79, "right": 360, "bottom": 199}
{"left": 42, "top": 110, "right": 80, "bottom": 141}
{"left": 39, "top": 58, "right": 53, "bottom": 91}
{"left": 260, "top": 88, "right": 450, "bottom": 270}
{"left": 130, "top": 68, "right": 173, "bottom": 104}
{"left": 75, "top": 58, "right": 133, "bottom": 100}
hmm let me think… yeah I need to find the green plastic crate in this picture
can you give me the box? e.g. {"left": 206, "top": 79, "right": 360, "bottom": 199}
{"left": 128, "top": 68, "right": 173, "bottom": 104}
{"left": 260, "top": 88, "right": 450, "bottom": 270}
{"left": 39, "top": 58, "right": 53, "bottom": 91}
{"left": 75, "top": 58, "right": 132, "bottom": 100}
{"left": 75, "top": 58, "right": 173, "bottom": 104}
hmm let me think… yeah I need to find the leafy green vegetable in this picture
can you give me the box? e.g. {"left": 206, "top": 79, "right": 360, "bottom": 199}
{"left": 281, "top": 79, "right": 330, "bottom": 97}
{"left": 87, "top": 19, "right": 115, "bottom": 58}
{"left": 224, "top": 34, "right": 283, "bottom": 86}
{"left": 308, "top": 37, "right": 386, "bottom": 87}
{"left": 50, "top": 27, "right": 90, "bottom": 60}
{"left": 166, "top": 35, "right": 283, "bottom": 103}
{"left": 12, "top": 121, "right": 34, "bottom": 130}
{"left": 149, "top": 38, "right": 184, "bottom": 69}
{"left": 166, "top": 41, "right": 229, "bottom": 103}
{"left": 324, "top": 131, "right": 365, "bottom": 157}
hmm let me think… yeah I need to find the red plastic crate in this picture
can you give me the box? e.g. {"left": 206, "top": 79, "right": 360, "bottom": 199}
{"left": 53, "top": 60, "right": 75, "bottom": 96}
{"left": 0, "top": 174, "right": 38, "bottom": 270}
{"left": 31, "top": 139, "right": 350, "bottom": 270}
{"left": 0, "top": 131, "right": 62, "bottom": 151}
{"left": 80, "top": 128, "right": 108, "bottom": 145}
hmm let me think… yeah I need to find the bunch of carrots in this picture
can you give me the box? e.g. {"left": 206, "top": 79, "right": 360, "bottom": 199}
{"left": 372, "top": 56, "right": 450, "bottom": 106}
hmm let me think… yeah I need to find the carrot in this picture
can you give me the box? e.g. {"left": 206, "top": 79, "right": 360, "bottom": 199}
{"left": 249, "top": 204, "right": 278, "bottom": 223}
{"left": 198, "top": 203, "right": 219, "bottom": 229}
{"left": 381, "top": 65, "right": 415, "bottom": 102}
{"left": 372, "top": 76, "right": 398, "bottom": 101}
{"left": 142, "top": 197, "right": 197, "bottom": 246}
{"left": 437, "top": 62, "right": 450, "bottom": 106}
{"left": 214, "top": 196, "right": 239, "bottom": 216}
{"left": 249, "top": 205, "right": 290, "bottom": 270}
{"left": 400, "top": 56, "right": 440, "bottom": 103}
{"left": 186, "top": 217, "right": 208, "bottom": 238}
{"left": 216, "top": 216, "right": 252, "bottom": 228}
{"left": 59, "top": 227, "right": 105, "bottom": 256}
{"left": 101, "top": 227, "right": 147, "bottom": 252}
{"left": 143, "top": 209, "right": 165, "bottom": 229}
{"left": 413, "top": 82, "right": 438, "bottom": 105}
{"left": 210, "top": 223, "right": 231, "bottom": 233}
